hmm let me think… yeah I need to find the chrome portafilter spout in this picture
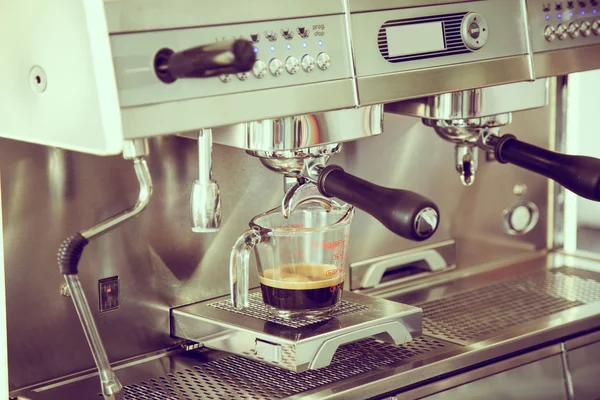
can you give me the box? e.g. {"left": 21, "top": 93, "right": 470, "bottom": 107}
{"left": 423, "top": 114, "right": 512, "bottom": 186}
{"left": 190, "top": 129, "right": 221, "bottom": 232}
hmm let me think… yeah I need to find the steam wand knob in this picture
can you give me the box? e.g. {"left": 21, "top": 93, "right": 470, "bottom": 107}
{"left": 154, "top": 39, "right": 256, "bottom": 83}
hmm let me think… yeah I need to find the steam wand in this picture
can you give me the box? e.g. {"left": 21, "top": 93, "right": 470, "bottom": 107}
{"left": 57, "top": 139, "right": 153, "bottom": 400}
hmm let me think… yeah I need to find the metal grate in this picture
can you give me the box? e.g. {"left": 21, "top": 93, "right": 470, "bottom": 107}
{"left": 209, "top": 292, "right": 368, "bottom": 328}
{"left": 420, "top": 268, "right": 600, "bottom": 345}
{"left": 117, "top": 336, "right": 451, "bottom": 400}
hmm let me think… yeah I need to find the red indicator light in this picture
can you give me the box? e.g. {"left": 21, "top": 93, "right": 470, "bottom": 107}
{"left": 106, "top": 288, "right": 112, "bottom": 294}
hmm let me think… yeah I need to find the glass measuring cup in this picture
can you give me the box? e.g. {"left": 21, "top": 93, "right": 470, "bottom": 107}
{"left": 230, "top": 199, "right": 354, "bottom": 319}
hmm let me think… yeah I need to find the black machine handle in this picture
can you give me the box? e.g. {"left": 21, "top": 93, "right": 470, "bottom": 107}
{"left": 154, "top": 39, "right": 256, "bottom": 83}
{"left": 317, "top": 165, "right": 440, "bottom": 241}
{"left": 491, "top": 134, "right": 600, "bottom": 202}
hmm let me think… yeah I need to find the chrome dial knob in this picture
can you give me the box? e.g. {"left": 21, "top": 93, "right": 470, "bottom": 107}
{"left": 252, "top": 60, "right": 267, "bottom": 79}
{"left": 580, "top": 20, "right": 592, "bottom": 37}
{"left": 285, "top": 56, "right": 300, "bottom": 74}
{"left": 301, "top": 54, "right": 315, "bottom": 72}
{"left": 556, "top": 23, "right": 568, "bottom": 40}
{"left": 593, "top": 19, "right": 600, "bottom": 35}
{"left": 316, "top": 52, "right": 331, "bottom": 70}
{"left": 269, "top": 58, "right": 284, "bottom": 76}
{"left": 544, "top": 25, "right": 557, "bottom": 41}
{"left": 568, "top": 22, "right": 581, "bottom": 38}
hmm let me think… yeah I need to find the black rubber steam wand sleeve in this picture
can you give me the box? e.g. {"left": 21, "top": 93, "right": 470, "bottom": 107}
{"left": 317, "top": 165, "right": 439, "bottom": 241}
{"left": 57, "top": 233, "right": 88, "bottom": 275}
{"left": 494, "top": 134, "right": 600, "bottom": 202}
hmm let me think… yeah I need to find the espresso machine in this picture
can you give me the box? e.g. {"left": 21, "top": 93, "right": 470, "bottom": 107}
{"left": 3, "top": 0, "right": 600, "bottom": 399}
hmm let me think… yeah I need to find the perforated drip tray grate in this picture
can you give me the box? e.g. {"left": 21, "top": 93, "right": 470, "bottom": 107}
{"left": 116, "top": 336, "right": 453, "bottom": 400}
{"left": 209, "top": 292, "right": 368, "bottom": 328}
{"left": 420, "top": 268, "right": 600, "bottom": 345}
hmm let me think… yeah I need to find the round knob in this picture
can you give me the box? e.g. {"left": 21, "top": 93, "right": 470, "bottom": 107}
{"left": 503, "top": 202, "right": 539, "bottom": 236}
{"left": 592, "top": 19, "right": 600, "bottom": 35}
{"left": 154, "top": 39, "right": 256, "bottom": 84}
{"left": 556, "top": 23, "right": 568, "bottom": 40}
{"left": 269, "top": 58, "right": 284, "bottom": 76}
{"left": 285, "top": 56, "right": 300, "bottom": 74}
{"left": 252, "top": 60, "right": 267, "bottom": 78}
{"left": 219, "top": 74, "right": 231, "bottom": 83}
{"left": 460, "top": 12, "right": 489, "bottom": 50}
{"left": 568, "top": 22, "right": 581, "bottom": 38}
{"left": 580, "top": 20, "right": 592, "bottom": 37}
{"left": 301, "top": 55, "right": 315, "bottom": 72}
{"left": 237, "top": 72, "right": 249, "bottom": 81}
{"left": 316, "top": 53, "right": 331, "bottom": 70}
{"left": 544, "top": 25, "right": 557, "bottom": 41}
{"left": 414, "top": 208, "right": 439, "bottom": 240}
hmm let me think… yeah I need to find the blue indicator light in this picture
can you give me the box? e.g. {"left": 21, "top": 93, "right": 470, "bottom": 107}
{"left": 581, "top": 10, "right": 586, "bottom": 15}
{"left": 546, "top": 14, "right": 551, "bottom": 20}
{"left": 286, "top": 44, "right": 292, "bottom": 50}
{"left": 593, "top": 8, "right": 598, "bottom": 14}
{"left": 302, "top": 42, "right": 307, "bottom": 48}
{"left": 557, "top": 13, "right": 563, "bottom": 18}
{"left": 317, "top": 40, "right": 323, "bottom": 46}
{"left": 269, "top": 45, "right": 275, "bottom": 52}
{"left": 252, "top": 47, "right": 259, "bottom": 54}
{"left": 569, "top": 11, "right": 574, "bottom": 17}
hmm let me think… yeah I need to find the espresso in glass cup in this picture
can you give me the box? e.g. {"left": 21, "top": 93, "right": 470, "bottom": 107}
{"left": 230, "top": 199, "right": 353, "bottom": 319}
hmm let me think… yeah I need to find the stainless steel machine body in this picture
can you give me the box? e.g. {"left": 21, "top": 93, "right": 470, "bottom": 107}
{"left": 4, "top": 0, "right": 600, "bottom": 399}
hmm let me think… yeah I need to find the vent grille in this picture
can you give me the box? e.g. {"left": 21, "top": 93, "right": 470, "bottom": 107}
{"left": 420, "top": 268, "right": 600, "bottom": 345}
{"left": 116, "top": 336, "right": 452, "bottom": 400}
{"left": 209, "top": 292, "right": 367, "bottom": 328}
{"left": 378, "top": 12, "right": 470, "bottom": 63}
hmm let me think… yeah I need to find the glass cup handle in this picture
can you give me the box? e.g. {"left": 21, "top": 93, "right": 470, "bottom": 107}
{"left": 230, "top": 229, "right": 262, "bottom": 309}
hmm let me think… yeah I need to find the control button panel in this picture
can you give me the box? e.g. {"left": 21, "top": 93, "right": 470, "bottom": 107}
{"left": 111, "top": 14, "right": 352, "bottom": 108}
{"left": 98, "top": 276, "right": 119, "bottom": 313}
{"left": 529, "top": 0, "right": 600, "bottom": 52}
{"left": 461, "top": 12, "right": 489, "bottom": 50}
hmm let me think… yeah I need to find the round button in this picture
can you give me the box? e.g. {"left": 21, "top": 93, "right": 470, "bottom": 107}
{"left": 219, "top": 74, "right": 231, "bottom": 83}
{"left": 285, "top": 56, "right": 300, "bottom": 74}
{"left": 503, "top": 202, "right": 540, "bottom": 236}
{"left": 556, "top": 23, "right": 568, "bottom": 40}
{"left": 568, "top": 22, "right": 581, "bottom": 38}
{"left": 237, "top": 72, "right": 249, "bottom": 81}
{"left": 252, "top": 60, "right": 267, "bottom": 79}
{"left": 592, "top": 19, "right": 600, "bottom": 35}
{"left": 316, "top": 52, "right": 331, "bottom": 70}
{"left": 580, "top": 20, "right": 592, "bottom": 37}
{"left": 544, "top": 25, "right": 557, "bottom": 41}
{"left": 301, "top": 54, "right": 315, "bottom": 72}
{"left": 269, "top": 58, "right": 284, "bottom": 76}
{"left": 460, "top": 12, "right": 489, "bottom": 50}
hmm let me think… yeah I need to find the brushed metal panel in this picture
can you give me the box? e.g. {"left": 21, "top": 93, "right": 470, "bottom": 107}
{"left": 5, "top": 101, "right": 552, "bottom": 390}
{"left": 104, "top": 0, "right": 345, "bottom": 33}
{"left": 120, "top": 80, "right": 356, "bottom": 138}
{"left": 357, "top": 55, "right": 532, "bottom": 105}
{"left": 566, "top": 339, "right": 600, "bottom": 400}
{"left": 533, "top": 46, "right": 600, "bottom": 78}
{"left": 420, "top": 354, "right": 567, "bottom": 400}
{"left": 348, "top": 0, "right": 474, "bottom": 12}
{"left": 350, "top": 1, "right": 530, "bottom": 78}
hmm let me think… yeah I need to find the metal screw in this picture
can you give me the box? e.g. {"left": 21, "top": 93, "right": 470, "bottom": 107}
{"left": 60, "top": 283, "right": 71, "bottom": 297}
{"left": 513, "top": 184, "right": 528, "bottom": 196}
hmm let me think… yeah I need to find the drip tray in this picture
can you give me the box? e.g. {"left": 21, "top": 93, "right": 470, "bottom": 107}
{"left": 171, "top": 289, "right": 422, "bottom": 372}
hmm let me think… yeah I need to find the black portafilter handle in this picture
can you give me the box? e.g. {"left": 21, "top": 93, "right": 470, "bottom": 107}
{"left": 491, "top": 134, "right": 600, "bottom": 202}
{"left": 317, "top": 165, "right": 440, "bottom": 241}
{"left": 154, "top": 39, "right": 256, "bottom": 83}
